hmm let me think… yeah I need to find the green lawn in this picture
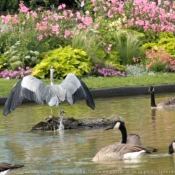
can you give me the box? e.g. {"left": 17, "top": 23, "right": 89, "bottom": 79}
{"left": 1, "top": 73, "right": 175, "bottom": 97}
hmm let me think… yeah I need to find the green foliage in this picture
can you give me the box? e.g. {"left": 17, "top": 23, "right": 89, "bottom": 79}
{"left": 0, "top": 41, "right": 41, "bottom": 71}
{"left": 141, "top": 32, "right": 175, "bottom": 57}
{"left": 114, "top": 30, "right": 145, "bottom": 65}
{"left": 0, "top": 0, "right": 6, "bottom": 11}
{"left": 95, "top": 18, "right": 145, "bottom": 65}
{"left": 126, "top": 64, "right": 154, "bottom": 76}
{"left": 145, "top": 48, "right": 174, "bottom": 72}
{"left": 71, "top": 29, "right": 104, "bottom": 64}
{"left": 32, "top": 46, "right": 92, "bottom": 78}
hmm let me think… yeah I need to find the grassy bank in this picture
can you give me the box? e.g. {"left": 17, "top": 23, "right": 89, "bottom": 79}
{"left": 1, "top": 73, "right": 175, "bottom": 97}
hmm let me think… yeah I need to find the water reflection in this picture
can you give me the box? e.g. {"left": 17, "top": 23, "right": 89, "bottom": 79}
{"left": 1, "top": 93, "right": 175, "bottom": 174}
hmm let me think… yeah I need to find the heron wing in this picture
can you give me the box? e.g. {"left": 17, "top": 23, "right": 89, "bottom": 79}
{"left": 60, "top": 73, "right": 95, "bottom": 110}
{"left": 3, "top": 75, "right": 46, "bottom": 116}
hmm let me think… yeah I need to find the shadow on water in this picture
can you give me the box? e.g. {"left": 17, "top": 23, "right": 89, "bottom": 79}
{"left": 1, "top": 93, "right": 175, "bottom": 174}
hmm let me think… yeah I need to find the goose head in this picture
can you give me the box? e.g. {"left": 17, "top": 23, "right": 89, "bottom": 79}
{"left": 169, "top": 141, "right": 175, "bottom": 154}
{"left": 104, "top": 120, "right": 127, "bottom": 144}
{"left": 104, "top": 120, "right": 125, "bottom": 131}
{"left": 148, "top": 86, "right": 154, "bottom": 94}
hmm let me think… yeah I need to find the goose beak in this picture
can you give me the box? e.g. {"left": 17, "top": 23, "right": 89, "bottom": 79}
{"left": 104, "top": 124, "right": 113, "bottom": 131}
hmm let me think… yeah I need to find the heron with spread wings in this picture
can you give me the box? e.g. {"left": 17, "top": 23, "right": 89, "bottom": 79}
{"left": 3, "top": 67, "right": 95, "bottom": 130}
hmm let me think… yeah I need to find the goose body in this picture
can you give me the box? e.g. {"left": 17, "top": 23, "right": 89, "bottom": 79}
{"left": 0, "top": 163, "right": 24, "bottom": 175}
{"left": 93, "top": 121, "right": 151, "bottom": 162}
{"left": 149, "top": 86, "right": 175, "bottom": 109}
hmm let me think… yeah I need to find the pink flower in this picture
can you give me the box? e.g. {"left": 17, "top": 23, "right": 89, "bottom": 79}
{"left": 58, "top": 5, "right": 62, "bottom": 10}
{"left": 51, "top": 24, "right": 59, "bottom": 32}
{"left": 85, "top": 11, "right": 90, "bottom": 15}
{"left": 62, "top": 4, "right": 66, "bottom": 8}
{"left": 1, "top": 15, "right": 11, "bottom": 23}
{"left": 103, "top": 43, "right": 107, "bottom": 47}
{"left": 38, "top": 7, "right": 42, "bottom": 11}
{"left": 94, "top": 23, "right": 99, "bottom": 29}
{"left": 38, "top": 35, "right": 43, "bottom": 41}
{"left": 81, "top": 1, "right": 85, "bottom": 7}
{"left": 77, "top": 23, "right": 85, "bottom": 29}
{"left": 20, "top": 6, "right": 30, "bottom": 13}
{"left": 63, "top": 10, "right": 68, "bottom": 16}
{"left": 164, "top": 1, "right": 170, "bottom": 5}
{"left": 81, "top": 17, "right": 93, "bottom": 26}
{"left": 64, "top": 30, "right": 71, "bottom": 38}
{"left": 46, "top": 10, "right": 51, "bottom": 15}
{"left": 76, "top": 12, "right": 82, "bottom": 20}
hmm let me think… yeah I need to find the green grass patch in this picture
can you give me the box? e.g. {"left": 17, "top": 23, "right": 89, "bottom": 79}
{"left": 1, "top": 73, "right": 175, "bottom": 97}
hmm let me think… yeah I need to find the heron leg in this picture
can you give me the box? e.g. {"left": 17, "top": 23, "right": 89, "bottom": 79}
{"left": 58, "top": 109, "right": 66, "bottom": 130}
{"left": 50, "top": 106, "right": 54, "bottom": 117}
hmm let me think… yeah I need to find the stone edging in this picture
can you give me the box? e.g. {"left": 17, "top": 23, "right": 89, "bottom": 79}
{"left": 0, "top": 84, "right": 175, "bottom": 105}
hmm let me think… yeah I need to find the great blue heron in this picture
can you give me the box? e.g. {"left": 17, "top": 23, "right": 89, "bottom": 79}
{"left": 0, "top": 162, "right": 24, "bottom": 175}
{"left": 3, "top": 67, "right": 95, "bottom": 130}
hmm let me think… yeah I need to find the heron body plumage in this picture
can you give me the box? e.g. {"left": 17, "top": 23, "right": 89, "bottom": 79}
{"left": 3, "top": 72, "right": 95, "bottom": 116}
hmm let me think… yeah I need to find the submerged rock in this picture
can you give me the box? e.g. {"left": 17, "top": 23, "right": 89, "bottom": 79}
{"left": 30, "top": 114, "right": 123, "bottom": 131}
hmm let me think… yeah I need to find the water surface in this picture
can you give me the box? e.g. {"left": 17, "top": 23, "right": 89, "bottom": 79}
{"left": 1, "top": 93, "right": 175, "bottom": 174}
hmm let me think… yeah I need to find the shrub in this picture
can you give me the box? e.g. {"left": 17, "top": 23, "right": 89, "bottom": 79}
{"left": 32, "top": 45, "right": 92, "bottom": 78}
{"left": 145, "top": 48, "right": 175, "bottom": 72}
{"left": 0, "top": 41, "right": 41, "bottom": 71}
{"left": 113, "top": 30, "right": 145, "bottom": 65}
{"left": 71, "top": 29, "right": 104, "bottom": 64}
{"left": 126, "top": 64, "right": 154, "bottom": 76}
{"left": 92, "top": 62, "right": 126, "bottom": 77}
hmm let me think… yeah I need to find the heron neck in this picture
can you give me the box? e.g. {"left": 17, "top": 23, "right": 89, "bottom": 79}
{"left": 50, "top": 70, "right": 54, "bottom": 85}
{"left": 150, "top": 92, "right": 157, "bottom": 107}
{"left": 120, "top": 124, "right": 127, "bottom": 144}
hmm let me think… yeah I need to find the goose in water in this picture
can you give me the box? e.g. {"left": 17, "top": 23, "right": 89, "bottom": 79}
{"left": 93, "top": 120, "right": 151, "bottom": 162}
{"left": 148, "top": 86, "right": 175, "bottom": 109}
{"left": 0, "top": 163, "right": 24, "bottom": 175}
{"left": 3, "top": 67, "right": 95, "bottom": 130}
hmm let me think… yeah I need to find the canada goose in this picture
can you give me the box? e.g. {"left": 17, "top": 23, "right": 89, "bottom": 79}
{"left": 169, "top": 141, "right": 175, "bottom": 154}
{"left": 93, "top": 121, "right": 151, "bottom": 162}
{"left": 0, "top": 163, "right": 24, "bottom": 175}
{"left": 148, "top": 86, "right": 175, "bottom": 109}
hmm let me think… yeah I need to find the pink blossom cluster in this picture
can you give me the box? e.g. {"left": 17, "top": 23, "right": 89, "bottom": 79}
{"left": 1, "top": 0, "right": 175, "bottom": 44}
{"left": 0, "top": 67, "right": 33, "bottom": 79}
{"left": 0, "top": 1, "right": 94, "bottom": 41}
{"left": 145, "top": 48, "right": 175, "bottom": 70}
{"left": 91, "top": 0, "right": 175, "bottom": 33}
{"left": 93, "top": 62, "right": 126, "bottom": 77}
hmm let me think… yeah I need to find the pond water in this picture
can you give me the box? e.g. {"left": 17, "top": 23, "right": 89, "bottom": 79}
{"left": 1, "top": 93, "right": 175, "bottom": 175}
